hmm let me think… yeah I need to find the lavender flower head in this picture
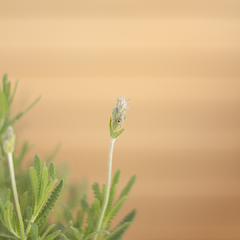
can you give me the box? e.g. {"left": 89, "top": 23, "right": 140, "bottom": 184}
{"left": 110, "top": 96, "right": 129, "bottom": 138}
{"left": 2, "top": 126, "right": 15, "bottom": 153}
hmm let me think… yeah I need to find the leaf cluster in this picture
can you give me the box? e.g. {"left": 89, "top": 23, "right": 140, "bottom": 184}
{"left": 60, "top": 169, "right": 136, "bottom": 240}
{"left": 0, "top": 75, "right": 136, "bottom": 240}
{"left": 0, "top": 155, "right": 64, "bottom": 240}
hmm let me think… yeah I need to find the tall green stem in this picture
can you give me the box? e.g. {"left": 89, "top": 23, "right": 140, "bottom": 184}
{"left": 93, "top": 137, "right": 115, "bottom": 240}
{"left": 7, "top": 152, "right": 26, "bottom": 240}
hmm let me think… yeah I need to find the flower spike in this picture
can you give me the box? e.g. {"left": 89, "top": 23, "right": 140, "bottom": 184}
{"left": 110, "top": 96, "right": 129, "bottom": 139}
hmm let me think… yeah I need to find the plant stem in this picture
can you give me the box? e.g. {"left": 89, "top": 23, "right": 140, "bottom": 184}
{"left": 7, "top": 152, "right": 26, "bottom": 240}
{"left": 93, "top": 137, "right": 116, "bottom": 240}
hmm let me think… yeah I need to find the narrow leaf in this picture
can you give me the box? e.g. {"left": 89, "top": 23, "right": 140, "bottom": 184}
{"left": 103, "top": 196, "right": 127, "bottom": 227}
{"left": 61, "top": 204, "right": 73, "bottom": 224}
{"left": 41, "top": 223, "right": 55, "bottom": 239}
{"left": 104, "top": 222, "right": 130, "bottom": 240}
{"left": 84, "top": 230, "right": 109, "bottom": 240}
{"left": 31, "top": 223, "right": 38, "bottom": 240}
{"left": 20, "top": 191, "right": 28, "bottom": 217}
{"left": 36, "top": 179, "right": 64, "bottom": 224}
{"left": 34, "top": 155, "right": 41, "bottom": 191}
{"left": 0, "top": 90, "right": 8, "bottom": 130}
{"left": 44, "top": 230, "right": 61, "bottom": 240}
{"left": 119, "top": 175, "right": 136, "bottom": 199}
{"left": 29, "top": 167, "right": 38, "bottom": 214}
{"left": 9, "top": 79, "right": 19, "bottom": 105}
{"left": 92, "top": 183, "right": 101, "bottom": 205}
{"left": 48, "top": 162, "right": 56, "bottom": 180}
{"left": 5, "top": 189, "right": 11, "bottom": 202}
{"left": 70, "top": 226, "right": 81, "bottom": 240}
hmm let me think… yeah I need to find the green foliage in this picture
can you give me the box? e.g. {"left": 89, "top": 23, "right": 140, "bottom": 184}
{"left": 20, "top": 191, "right": 28, "bottom": 217}
{"left": 119, "top": 175, "right": 136, "bottom": 199}
{"left": 92, "top": 183, "right": 102, "bottom": 206}
{"left": 0, "top": 75, "right": 136, "bottom": 240}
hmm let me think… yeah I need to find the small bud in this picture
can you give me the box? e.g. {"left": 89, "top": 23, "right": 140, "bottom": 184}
{"left": 2, "top": 126, "right": 15, "bottom": 153}
{"left": 110, "top": 96, "right": 129, "bottom": 138}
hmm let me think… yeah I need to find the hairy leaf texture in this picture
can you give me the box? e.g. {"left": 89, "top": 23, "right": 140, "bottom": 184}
{"left": 0, "top": 193, "right": 5, "bottom": 219}
{"left": 20, "top": 191, "right": 28, "bottom": 217}
{"left": 103, "top": 196, "right": 127, "bottom": 228}
{"left": 36, "top": 180, "right": 64, "bottom": 224}
{"left": 4, "top": 201, "right": 14, "bottom": 233}
{"left": 34, "top": 155, "right": 41, "bottom": 191}
{"left": 84, "top": 230, "right": 109, "bottom": 240}
{"left": 104, "top": 222, "right": 130, "bottom": 240}
{"left": 5, "top": 189, "right": 11, "bottom": 203}
{"left": 39, "top": 163, "right": 48, "bottom": 203}
{"left": 118, "top": 209, "right": 136, "bottom": 227}
{"left": 44, "top": 230, "right": 61, "bottom": 240}
{"left": 61, "top": 204, "right": 73, "bottom": 224}
{"left": 76, "top": 209, "right": 84, "bottom": 229}
{"left": 29, "top": 167, "right": 39, "bottom": 214}
{"left": 48, "top": 162, "right": 56, "bottom": 180}
{"left": 119, "top": 175, "right": 136, "bottom": 199}
{"left": 92, "top": 183, "right": 101, "bottom": 206}
{"left": 70, "top": 226, "right": 81, "bottom": 240}
{"left": 31, "top": 223, "right": 38, "bottom": 240}
{"left": 25, "top": 206, "right": 32, "bottom": 221}
{"left": 80, "top": 198, "right": 89, "bottom": 212}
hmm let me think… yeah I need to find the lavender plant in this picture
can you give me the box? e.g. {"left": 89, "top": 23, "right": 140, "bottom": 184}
{"left": 0, "top": 75, "right": 136, "bottom": 240}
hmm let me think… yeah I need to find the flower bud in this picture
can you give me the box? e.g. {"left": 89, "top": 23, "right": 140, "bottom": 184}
{"left": 110, "top": 96, "right": 129, "bottom": 138}
{"left": 2, "top": 126, "right": 15, "bottom": 153}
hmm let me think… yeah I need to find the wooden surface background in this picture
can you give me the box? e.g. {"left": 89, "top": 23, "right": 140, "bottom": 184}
{"left": 1, "top": 1, "right": 240, "bottom": 239}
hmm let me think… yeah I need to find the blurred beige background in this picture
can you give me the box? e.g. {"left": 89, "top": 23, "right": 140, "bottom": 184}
{"left": 1, "top": 1, "right": 240, "bottom": 239}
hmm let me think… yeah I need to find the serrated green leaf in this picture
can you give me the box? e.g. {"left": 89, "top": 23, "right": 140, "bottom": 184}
{"left": 41, "top": 223, "right": 56, "bottom": 239}
{"left": 112, "top": 170, "right": 121, "bottom": 188}
{"left": 2, "top": 74, "right": 10, "bottom": 101}
{"left": 9, "top": 79, "right": 18, "bottom": 106}
{"left": 70, "top": 226, "right": 81, "bottom": 240}
{"left": 38, "top": 217, "right": 48, "bottom": 236}
{"left": 103, "top": 196, "right": 127, "bottom": 228}
{"left": 31, "top": 223, "right": 38, "bottom": 240}
{"left": 0, "top": 218, "right": 18, "bottom": 239}
{"left": 12, "top": 212, "right": 17, "bottom": 233}
{"left": 0, "top": 90, "right": 8, "bottom": 131}
{"left": 2, "top": 95, "right": 41, "bottom": 132}
{"left": 29, "top": 167, "right": 38, "bottom": 214}
{"left": 44, "top": 230, "right": 61, "bottom": 240}
{"left": 117, "top": 209, "right": 136, "bottom": 227}
{"left": 104, "top": 222, "right": 130, "bottom": 240}
{"left": 80, "top": 198, "right": 89, "bottom": 212}
{"left": 57, "top": 233, "right": 69, "bottom": 240}
{"left": 93, "top": 198, "right": 100, "bottom": 216}
{"left": 0, "top": 232, "right": 16, "bottom": 238}
{"left": 119, "top": 175, "right": 136, "bottom": 199}
{"left": 86, "top": 200, "right": 97, "bottom": 234}
{"left": 20, "top": 191, "right": 28, "bottom": 217}
{"left": 34, "top": 155, "right": 41, "bottom": 194}
{"left": 107, "top": 184, "right": 117, "bottom": 212}
{"left": 5, "top": 189, "right": 11, "bottom": 202}
{"left": 92, "top": 183, "right": 101, "bottom": 206}
{"left": 25, "top": 206, "right": 32, "bottom": 221}
{"left": 101, "top": 184, "right": 106, "bottom": 205}
{"left": 48, "top": 162, "right": 56, "bottom": 180}
{"left": 75, "top": 209, "right": 84, "bottom": 229}
{"left": 61, "top": 204, "right": 72, "bottom": 224}
{"left": 4, "top": 201, "right": 16, "bottom": 236}
{"left": 0, "top": 192, "right": 5, "bottom": 218}
{"left": 36, "top": 180, "right": 64, "bottom": 224}
{"left": 39, "top": 163, "right": 48, "bottom": 202}
{"left": 84, "top": 230, "right": 109, "bottom": 240}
